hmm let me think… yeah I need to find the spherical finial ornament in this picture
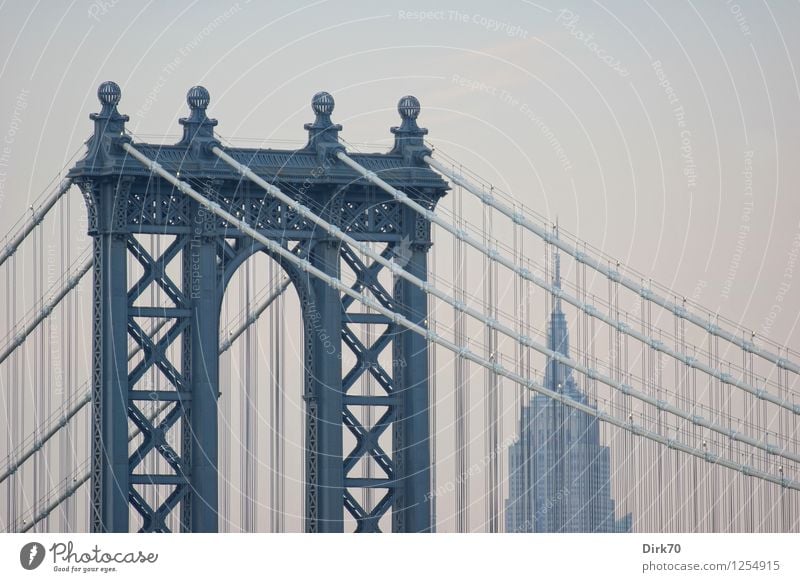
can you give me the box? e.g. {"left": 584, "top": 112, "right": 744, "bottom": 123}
{"left": 398, "top": 95, "right": 420, "bottom": 120}
{"left": 187, "top": 86, "right": 210, "bottom": 110}
{"left": 97, "top": 81, "right": 121, "bottom": 107}
{"left": 311, "top": 91, "right": 334, "bottom": 116}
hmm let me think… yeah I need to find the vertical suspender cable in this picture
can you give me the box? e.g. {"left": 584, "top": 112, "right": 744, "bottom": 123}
{"left": 64, "top": 192, "right": 75, "bottom": 531}
{"left": 622, "top": 277, "right": 633, "bottom": 529}
{"left": 269, "top": 262, "right": 277, "bottom": 533}
{"left": 742, "top": 345, "right": 751, "bottom": 531}
{"left": 149, "top": 236, "right": 158, "bottom": 521}
{"left": 239, "top": 267, "right": 247, "bottom": 530}
{"left": 221, "top": 293, "right": 230, "bottom": 532}
{"left": 577, "top": 245, "right": 589, "bottom": 529}
{"left": 779, "top": 359, "right": 786, "bottom": 532}
{"left": 643, "top": 296, "right": 650, "bottom": 531}
{"left": 245, "top": 260, "right": 256, "bottom": 531}
{"left": 757, "top": 343, "right": 768, "bottom": 532}
{"left": 43, "top": 221, "right": 52, "bottom": 531}
{"left": 453, "top": 171, "right": 468, "bottom": 532}
{"left": 275, "top": 263, "right": 283, "bottom": 532}
{"left": 482, "top": 197, "right": 498, "bottom": 532}
{"left": 512, "top": 217, "right": 522, "bottom": 532}
{"left": 521, "top": 235, "right": 533, "bottom": 533}
{"left": 485, "top": 209, "right": 492, "bottom": 532}
{"left": 278, "top": 269, "right": 285, "bottom": 532}
{"left": 712, "top": 328, "right": 720, "bottom": 531}
{"left": 71, "top": 201, "right": 81, "bottom": 531}
{"left": 521, "top": 227, "right": 534, "bottom": 532}
{"left": 362, "top": 246, "right": 374, "bottom": 522}
{"left": 623, "top": 300, "right": 631, "bottom": 531}
{"left": 32, "top": 221, "right": 40, "bottom": 530}
{"left": 692, "top": 362, "right": 699, "bottom": 532}
{"left": 727, "top": 355, "right": 734, "bottom": 532}
{"left": 680, "top": 308, "right": 688, "bottom": 532}
{"left": 10, "top": 255, "right": 18, "bottom": 526}
{"left": 429, "top": 228, "right": 438, "bottom": 531}
{"left": 269, "top": 262, "right": 286, "bottom": 532}
{"left": 657, "top": 328, "right": 664, "bottom": 531}
{"left": 672, "top": 302, "right": 679, "bottom": 532}
{"left": 493, "top": 210, "right": 502, "bottom": 532}
{"left": 544, "top": 233, "right": 552, "bottom": 530}
{"left": 60, "top": 193, "right": 70, "bottom": 531}
{"left": 252, "top": 261, "right": 259, "bottom": 531}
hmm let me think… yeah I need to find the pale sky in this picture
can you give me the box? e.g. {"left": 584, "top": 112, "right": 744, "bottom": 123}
{"left": 1, "top": 0, "right": 798, "bottom": 344}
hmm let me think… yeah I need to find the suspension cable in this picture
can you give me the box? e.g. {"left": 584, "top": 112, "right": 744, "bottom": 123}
{"left": 120, "top": 141, "right": 799, "bottom": 491}
{"left": 425, "top": 153, "right": 800, "bottom": 381}
{"left": 0, "top": 254, "right": 91, "bottom": 368}
{"left": 331, "top": 149, "right": 799, "bottom": 465}
{"left": 210, "top": 146, "right": 794, "bottom": 463}
{"left": 13, "top": 273, "right": 291, "bottom": 531}
{"left": 0, "top": 179, "right": 72, "bottom": 268}
{"left": 0, "top": 275, "right": 289, "bottom": 486}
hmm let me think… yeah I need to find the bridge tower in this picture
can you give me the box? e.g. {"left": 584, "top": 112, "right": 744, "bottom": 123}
{"left": 68, "top": 82, "right": 448, "bottom": 532}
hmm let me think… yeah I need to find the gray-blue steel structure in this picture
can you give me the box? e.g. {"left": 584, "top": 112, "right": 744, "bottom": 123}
{"left": 68, "top": 82, "right": 448, "bottom": 533}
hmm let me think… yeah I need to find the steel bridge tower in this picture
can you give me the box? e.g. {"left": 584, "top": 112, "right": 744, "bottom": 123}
{"left": 68, "top": 82, "right": 447, "bottom": 533}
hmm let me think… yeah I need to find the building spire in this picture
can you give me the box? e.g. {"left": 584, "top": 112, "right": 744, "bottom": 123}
{"left": 544, "top": 220, "right": 572, "bottom": 394}
{"left": 553, "top": 220, "right": 562, "bottom": 314}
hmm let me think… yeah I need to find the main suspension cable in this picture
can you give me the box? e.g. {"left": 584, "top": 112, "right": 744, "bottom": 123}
{"left": 119, "top": 140, "right": 799, "bottom": 491}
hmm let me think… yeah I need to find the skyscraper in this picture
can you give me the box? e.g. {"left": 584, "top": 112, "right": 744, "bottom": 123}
{"left": 505, "top": 251, "right": 632, "bottom": 533}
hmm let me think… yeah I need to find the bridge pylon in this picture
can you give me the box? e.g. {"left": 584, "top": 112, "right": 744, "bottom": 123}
{"left": 68, "top": 82, "right": 448, "bottom": 532}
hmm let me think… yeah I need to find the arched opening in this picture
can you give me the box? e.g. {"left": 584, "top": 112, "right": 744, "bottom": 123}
{"left": 218, "top": 247, "right": 306, "bottom": 532}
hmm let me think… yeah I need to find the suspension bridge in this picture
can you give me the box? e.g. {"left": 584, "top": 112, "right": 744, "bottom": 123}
{"left": 0, "top": 82, "right": 797, "bottom": 533}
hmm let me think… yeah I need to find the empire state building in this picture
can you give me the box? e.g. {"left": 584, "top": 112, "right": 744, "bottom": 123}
{"left": 505, "top": 252, "right": 632, "bottom": 533}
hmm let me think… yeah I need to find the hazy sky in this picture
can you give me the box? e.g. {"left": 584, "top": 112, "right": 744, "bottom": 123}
{"left": 1, "top": 0, "right": 799, "bottom": 347}
{"left": 1, "top": 0, "right": 800, "bottom": 533}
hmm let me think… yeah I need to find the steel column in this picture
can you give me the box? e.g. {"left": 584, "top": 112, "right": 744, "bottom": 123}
{"left": 92, "top": 180, "right": 130, "bottom": 532}
{"left": 393, "top": 237, "right": 432, "bottom": 532}
{"left": 306, "top": 239, "right": 344, "bottom": 532}
{"left": 183, "top": 203, "right": 220, "bottom": 532}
